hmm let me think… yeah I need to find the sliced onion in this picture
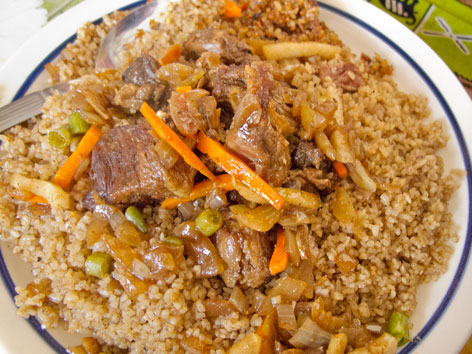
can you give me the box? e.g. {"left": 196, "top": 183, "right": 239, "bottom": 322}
{"left": 229, "top": 286, "right": 249, "bottom": 314}
{"left": 297, "top": 259, "right": 314, "bottom": 299}
{"left": 314, "top": 130, "right": 336, "bottom": 161}
{"left": 277, "top": 304, "right": 298, "bottom": 331}
{"left": 333, "top": 186, "right": 356, "bottom": 226}
{"left": 251, "top": 289, "right": 266, "bottom": 313}
{"left": 79, "top": 110, "right": 107, "bottom": 126}
{"left": 258, "top": 277, "right": 307, "bottom": 316}
{"left": 289, "top": 317, "right": 332, "bottom": 349}
{"left": 228, "top": 333, "right": 262, "bottom": 354}
{"left": 346, "top": 159, "right": 377, "bottom": 192}
{"left": 203, "top": 298, "right": 238, "bottom": 318}
{"left": 73, "top": 156, "right": 90, "bottom": 181}
{"left": 296, "top": 225, "right": 310, "bottom": 261}
{"left": 132, "top": 257, "right": 151, "bottom": 280}
{"left": 109, "top": 209, "right": 141, "bottom": 246}
{"left": 230, "top": 204, "right": 281, "bottom": 232}
{"left": 275, "top": 188, "right": 320, "bottom": 210}
{"left": 284, "top": 228, "right": 300, "bottom": 266}
{"left": 330, "top": 128, "right": 355, "bottom": 164}
{"left": 206, "top": 188, "right": 228, "bottom": 209}
{"left": 154, "top": 136, "right": 180, "bottom": 169}
{"left": 178, "top": 201, "right": 195, "bottom": 220}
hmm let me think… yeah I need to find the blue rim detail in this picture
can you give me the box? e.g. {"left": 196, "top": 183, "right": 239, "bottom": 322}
{"left": 0, "top": 1, "right": 470, "bottom": 353}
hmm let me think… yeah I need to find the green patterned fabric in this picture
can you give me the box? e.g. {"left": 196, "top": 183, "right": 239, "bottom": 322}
{"left": 367, "top": 0, "right": 472, "bottom": 95}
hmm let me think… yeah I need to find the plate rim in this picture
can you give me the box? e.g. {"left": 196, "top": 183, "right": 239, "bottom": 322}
{"left": 0, "top": 0, "right": 471, "bottom": 353}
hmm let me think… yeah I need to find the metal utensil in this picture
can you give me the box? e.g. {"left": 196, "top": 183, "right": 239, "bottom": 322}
{"left": 0, "top": 1, "right": 159, "bottom": 133}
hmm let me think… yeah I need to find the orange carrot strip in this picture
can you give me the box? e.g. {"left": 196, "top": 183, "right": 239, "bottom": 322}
{"left": 176, "top": 85, "right": 192, "bottom": 93}
{"left": 161, "top": 174, "right": 234, "bottom": 209}
{"left": 333, "top": 161, "right": 348, "bottom": 179}
{"left": 159, "top": 44, "right": 182, "bottom": 66}
{"left": 196, "top": 132, "right": 284, "bottom": 210}
{"left": 269, "top": 228, "right": 289, "bottom": 275}
{"left": 29, "top": 195, "right": 49, "bottom": 205}
{"left": 53, "top": 125, "right": 101, "bottom": 189}
{"left": 224, "top": 0, "right": 242, "bottom": 18}
{"left": 140, "top": 102, "right": 216, "bottom": 180}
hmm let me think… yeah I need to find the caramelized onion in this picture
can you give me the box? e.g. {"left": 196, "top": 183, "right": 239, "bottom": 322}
{"left": 289, "top": 317, "right": 332, "bottom": 349}
{"left": 277, "top": 304, "right": 298, "bottom": 331}
{"left": 229, "top": 286, "right": 249, "bottom": 314}
{"left": 258, "top": 277, "right": 307, "bottom": 316}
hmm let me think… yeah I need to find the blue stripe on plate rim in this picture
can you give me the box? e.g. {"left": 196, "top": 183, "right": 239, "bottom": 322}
{"left": 0, "top": 0, "right": 469, "bottom": 352}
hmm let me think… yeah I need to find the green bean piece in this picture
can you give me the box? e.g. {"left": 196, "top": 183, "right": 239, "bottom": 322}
{"left": 125, "top": 206, "right": 148, "bottom": 233}
{"left": 85, "top": 252, "right": 113, "bottom": 279}
{"left": 163, "top": 236, "right": 183, "bottom": 246}
{"left": 387, "top": 311, "right": 410, "bottom": 346}
{"left": 195, "top": 209, "right": 223, "bottom": 236}
{"left": 48, "top": 127, "right": 72, "bottom": 150}
{"left": 69, "top": 112, "right": 90, "bottom": 135}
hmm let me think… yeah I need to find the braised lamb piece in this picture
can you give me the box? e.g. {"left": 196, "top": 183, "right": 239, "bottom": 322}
{"left": 90, "top": 125, "right": 195, "bottom": 206}
{"left": 215, "top": 226, "right": 271, "bottom": 288}
{"left": 114, "top": 55, "right": 170, "bottom": 113}
{"left": 183, "top": 28, "right": 256, "bottom": 64}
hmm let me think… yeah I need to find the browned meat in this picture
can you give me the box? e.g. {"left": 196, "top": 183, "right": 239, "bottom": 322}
{"left": 215, "top": 226, "right": 271, "bottom": 288}
{"left": 122, "top": 54, "right": 160, "bottom": 85}
{"left": 90, "top": 125, "right": 195, "bottom": 206}
{"left": 284, "top": 168, "right": 332, "bottom": 191}
{"left": 168, "top": 89, "right": 220, "bottom": 136}
{"left": 183, "top": 28, "right": 255, "bottom": 64}
{"left": 293, "top": 140, "right": 324, "bottom": 169}
{"left": 117, "top": 55, "right": 170, "bottom": 113}
{"left": 113, "top": 83, "right": 154, "bottom": 113}
{"left": 320, "top": 60, "right": 364, "bottom": 92}
{"left": 303, "top": 167, "right": 332, "bottom": 190}
{"left": 225, "top": 62, "right": 291, "bottom": 187}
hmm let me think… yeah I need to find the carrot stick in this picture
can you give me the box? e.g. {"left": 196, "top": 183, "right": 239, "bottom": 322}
{"left": 159, "top": 44, "right": 182, "bottom": 66}
{"left": 140, "top": 102, "right": 215, "bottom": 180}
{"left": 269, "top": 228, "right": 289, "bottom": 275}
{"left": 224, "top": 0, "right": 242, "bottom": 18}
{"left": 53, "top": 125, "right": 101, "bottom": 189}
{"left": 161, "top": 174, "right": 234, "bottom": 209}
{"left": 29, "top": 195, "right": 49, "bottom": 205}
{"left": 176, "top": 85, "right": 192, "bottom": 93}
{"left": 196, "top": 132, "right": 284, "bottom": 210}
{"left": 333, "top": 161, "right": 348, "bottom": 179}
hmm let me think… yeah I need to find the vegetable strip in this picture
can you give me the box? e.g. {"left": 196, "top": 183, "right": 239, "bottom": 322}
{"left": 224, "top": 0, "right": 242, "bottom": 18}
{"left": 196, "top": 132, "right": 284, "bottom": 210}
{"left": 333, "top": 161, "right": 348, "bottom": 178}
{"left": 176, "top": 85, "right": 192, "bottom": 93}
{"left": 269, "top": 228, "right": 289, "bottom": 275}
{"left": 161, "top": 174, "right": 234, "bottom": 209}
{"left": 140, "top": 102, "right": 216, "bottom": 180}
{"left": 159, "top": 44, "right": 182, "bottom": 66}
{"left": 53, "top": 125, "right": 101, "bottom": 189}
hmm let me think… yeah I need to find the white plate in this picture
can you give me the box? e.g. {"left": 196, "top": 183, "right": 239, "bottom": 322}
{"left": 0, "top": 0, "right": 471, "bottom": 353}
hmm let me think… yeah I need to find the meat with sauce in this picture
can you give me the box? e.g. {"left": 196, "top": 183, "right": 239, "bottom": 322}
{"left": 114, "top": 55, "right": 170, "bottom": 113}
{"left": 183, "top": 28, "right": 256, "bottom": 65}
{"left": 319, "top": 59, "right": 364, "bottom": 92}
{"left": 225, "top": 62, "right": 291, "bottom": 186}
{"left": 90, "top": 125, "right": 195, "bottom": 206}
{"left": 215, "top": 226, "right": 271, "bottom": 288}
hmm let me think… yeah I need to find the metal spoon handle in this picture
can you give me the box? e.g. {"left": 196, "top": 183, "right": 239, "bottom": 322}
{"left": 0, "top": 82, "right": 70, "bottom": 132}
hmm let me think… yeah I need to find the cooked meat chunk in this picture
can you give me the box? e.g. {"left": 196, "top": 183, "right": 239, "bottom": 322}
{"left": 320, "top": 60, "right": 364, "bottom": 92}
{"left": 183, "top": 28, "right": 255, "bottom": 64}
{"left": 284, "top": 168, "right": 332, "bottom": 191}
{"left": 122, "top": 54, "right": 160, "bottom": 85}
{"left": 117, "top": 55, "right": 170, "bottom": 113}
{"left": 303, "top": 167, "right": 332, "bottom": 190}
{"left": 225, "top": 62, "right": 291, "bottom": 186}
{"left": 90, "top": 125, "right": 195, "bottom": 206}
{"left": 293, "top": 140, "right": 324, "bottom": 169}
{"left": 168, "top": 89, "right": 220, "bottom": 136}
{"left": 215, "top": 226, "right": 271, "bottom": 288}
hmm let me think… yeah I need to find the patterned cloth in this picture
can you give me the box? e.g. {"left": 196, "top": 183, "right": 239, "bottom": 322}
{"left": 366, "top": 0, "right": 472, "bottom": 98}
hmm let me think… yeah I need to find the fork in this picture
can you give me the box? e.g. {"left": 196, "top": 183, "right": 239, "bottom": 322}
{"left": 0, "top": 0, "right": 159, "bottom": 133}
